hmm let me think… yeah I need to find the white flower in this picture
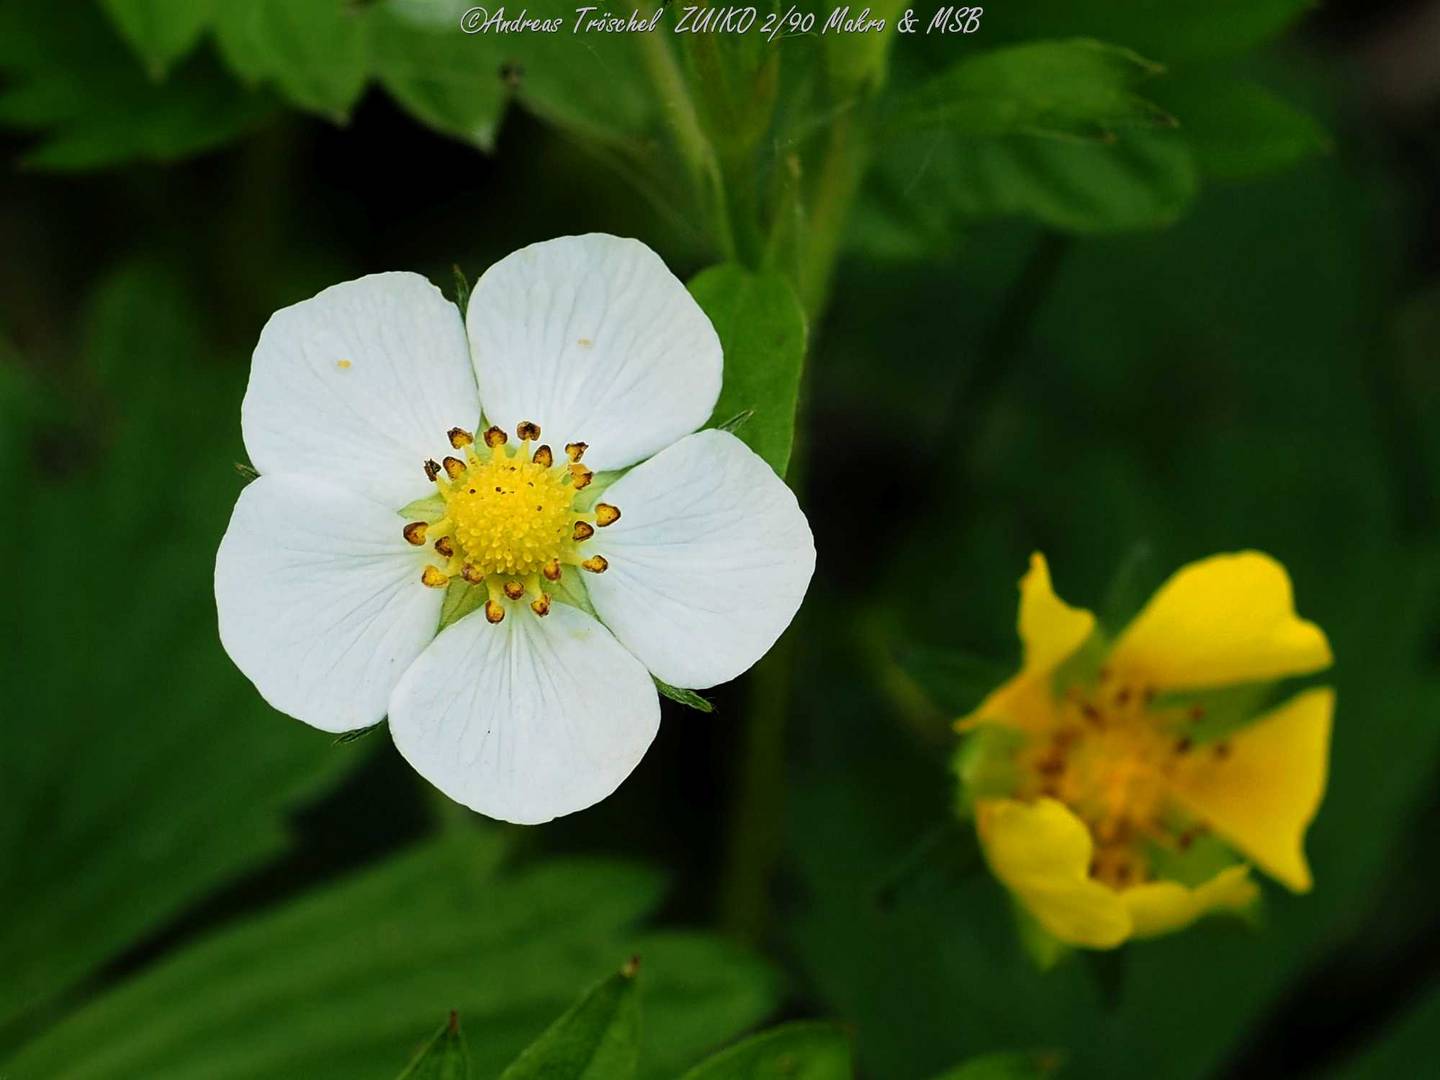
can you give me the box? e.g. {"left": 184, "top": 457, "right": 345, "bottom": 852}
{"left": 215, "top": 234, "right": 815, "bottom": 824}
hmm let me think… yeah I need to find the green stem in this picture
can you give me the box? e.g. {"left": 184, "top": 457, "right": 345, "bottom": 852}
{"left": 717, "top": 632, "right": 796, "bottom": 942}
{"left": 797, "top": 106, "right": 866, "bottom": 319}
{"left": 719, "top": 100, "right": 872, "bottom": 943}
{"left": 634, "top": 10, "right": 734, "bottom": 259}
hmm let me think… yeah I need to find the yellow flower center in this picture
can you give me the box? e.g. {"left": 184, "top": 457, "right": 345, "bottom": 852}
{"left": 1020, "top": 675, "right": 1215, "bottom": 888}
{"left": 445, "top": 455, "right": 574, "bottom": 577}
{"left": 401, "top": 423, "right": 622, "bottom": 623}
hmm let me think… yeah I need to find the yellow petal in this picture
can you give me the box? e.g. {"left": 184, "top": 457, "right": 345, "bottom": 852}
{"left": 1123, "top": 865, "right": 1259, "bottom": 939}
{"left": 960, "top": 554, "right": 1095, "bottom": 731}
{"left": 1108, "top": 551, "right": 1331, "bottom": 691}
{"left": 1166, "top": 687, "right": 1334, "bottom": 891}
{"left": 976, "top": 797, "right": 1131, "bottom": 949}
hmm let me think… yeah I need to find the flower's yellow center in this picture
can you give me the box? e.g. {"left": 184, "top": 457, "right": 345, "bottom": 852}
{"left": 401, "top": 423, "right": 622, "bottom": 623}
{"left": 1019, "top": 674, "right": 1219, "bottom": 889}
{"left": 445, "top": 455, "right": 574, "bottom": 577}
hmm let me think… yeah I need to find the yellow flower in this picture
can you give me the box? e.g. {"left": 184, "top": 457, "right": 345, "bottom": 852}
{"left": 958, "top": 552, "right": 1334, "bottom": 950}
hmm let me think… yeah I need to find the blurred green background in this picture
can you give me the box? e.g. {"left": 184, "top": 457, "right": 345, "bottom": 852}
{"left": 2, "top": 0, "right": 1437, "bottom": 1077}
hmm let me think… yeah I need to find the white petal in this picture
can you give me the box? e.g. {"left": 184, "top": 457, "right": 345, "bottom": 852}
{"left": 584, "top": 429, "right": 815, "bottom": 689}
{"left": 215, "top": 475, "right": 442, "bottom": 733}
{"left": 466, "top": 234, "right": 721, "bottom": 472}
{"left": 388, "top": 602, "right": 660, "bottom": 824}
{"left": 243, "top": 272, "right": 480, "bottom": 509}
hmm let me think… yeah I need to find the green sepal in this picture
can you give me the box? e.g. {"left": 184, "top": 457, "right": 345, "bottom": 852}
{"left": 952, "top": 726, "right": 1028, "bottom": 811}
{"left": 399, "top": 492, "right": 446, "bottom": 522}
{"left": 1013, "top": 904, "right": 1072, "bottom": 972}
{"left": 1096, "top": 540, "right": 1163, "bottom": 638}
{"left": 1151, "top": 677, "right": 1308, "bottom": 744}
{"left": 451, "top": 265, "right": 471, "bottom": 315}
{"left": 715, "top": 409, "right": 754, "bottom": 434}
{"left": 438, "top": 581, "right": 485, "bottom": 632}
{"left": 234, "top": 461, "right": 260, "bottom": 486}
{"left": 332, "top": 721, "right": 385, "bottom": 746}
{"left": 655, "top": 680, "right": 715, "bottom": 714}
{"left": 396, "top": 1010, "right": 470, "bottom": 1080}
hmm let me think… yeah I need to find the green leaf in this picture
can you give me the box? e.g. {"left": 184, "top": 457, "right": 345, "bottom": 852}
{"left": 373, "top": 1, "right": 510, "bottom": 151}
{"left": 689, "top": 265, "right": 807, "bottom": 477}
{"left": 398, "top": 1012, "right": 470, "bottom": 1080}
{"left": 856, "top": 127, "right": 1198, "bottom": 250}
{"left": 214, "top": 0, "right": 370, "bottom": 119}
{"left": 656, "top": 680, "right": 716, "bottom": 714}
{"left": 987, "top": 0, "right": 1316, "bottom": 64}
{"left": 0, "top": 263, "right": 363, "bottom": 1036}
{"left": 929, "top": 1050, "right": 1062, "bottom": 1080}
{"left": 894, "top": 40, "right": 1172, "bottom": 140}
{"left": 0, "top": 0, "right": 272, "bottom": 171}
{"left": 4, "top": 836, "right": 781, "bottom": 1078}
{"left": 679, "top": 1021, "right": 853, "bottom": 1079}
{"left": 1096, "top": 541, "right": 1162, "bottom": 636}
{"left": 378, "top": 0, "right": 655, "bottom": 147}
{"left": 98, "top": 0, "right": 214, "bottom": 78}
{"left": 1150, "top": 73, "right": 1330, "bottom": 180}
{"left": 499, "top": 961, "right": 641, "bottom": 1080}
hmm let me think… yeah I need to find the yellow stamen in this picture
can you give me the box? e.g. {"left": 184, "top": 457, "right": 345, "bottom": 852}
{"left": 565, "top": 441, "right": 587, "bottom": 462}
{"left": 418, "top": 426, "right": 612, "bottom": 621}
{"left": 594, "top": 503, "right": 621, "bottom": 527}
{"left": 421, "top": 566, "right": 449, "bottom": 588}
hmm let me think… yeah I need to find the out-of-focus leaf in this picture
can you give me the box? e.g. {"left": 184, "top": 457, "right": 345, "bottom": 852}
{"left": 397, "top": 1012, "right": 470, "bottom": 1080}
{"left": 657, "top": 680, "right": 716, "bottom": 714}
{"left": 499, "top": 963, "right": 641, "bottom": 1080}
{"left": 679, "top": 1021, "right": 852, "bottom": 1079}
{"left": 929, "top": 1050, "right": 1061, "bottom": 1080}
{"left": 0, "top": 0, "right": 271, "bottom": 170}
{"left": 855, "top": 128, "right": 1198, "bottom": 253}
{"left": 381, "top": 0, "right": 655, "bottom": 147}
{"left": 213, "top": 0, "right": 370, "bottom": 119}
{"left": 984, "top": 0, "right": 1316, "bottom": 64}
{"left": 0, "top": 263, "right": 362, "bottom": 1038}
{"left": 893, "top": 644, "right": 1010, "bottom": 717}
{"left": 690, "top": 265, "right": 807, "bottom": 477}
{"left": 4, "top": 835, "right": 781, "bottom": 1079}
{"left": 1329, "top": 986, "right": 1440, "bottom": 1079}
{"left": 373, "top": 1, "right": 510, "bottom": 151}
{"left": 99, "top": 0, "right": 214, "bottom": 77}
{"left": 894, "top": 40, "right": 1171, "bottom": 139}
{"left": 1151, "top": 73, "right": 1330, "bottom": 179}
